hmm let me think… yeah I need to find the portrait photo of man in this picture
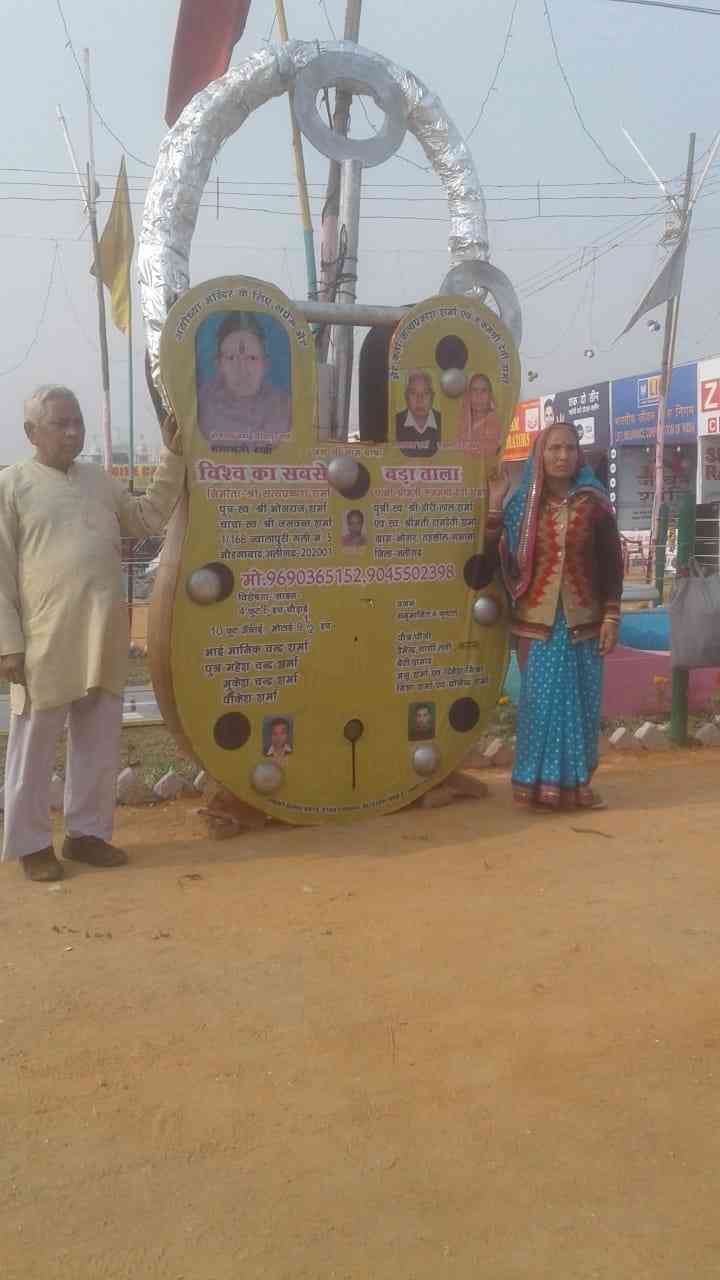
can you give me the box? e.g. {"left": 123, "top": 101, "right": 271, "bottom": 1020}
{"left": 408, "top": 702, "right": 436, "bottom": 741}
{"left": 263, "top": 715, "right": 293, "bottom": 762}
{"left": 341, "top": 509, "right": 367, "bottom": 548}
{"left": 395, "top": 369, "right": 441, "bottom": 458}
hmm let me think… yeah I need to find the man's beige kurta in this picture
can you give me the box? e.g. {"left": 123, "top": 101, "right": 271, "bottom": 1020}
{"left": 0, "top": 449, "right": 184, "bottom": 710}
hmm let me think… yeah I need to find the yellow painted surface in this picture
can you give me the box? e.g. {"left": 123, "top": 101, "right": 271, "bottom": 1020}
{"left": 159, "top": 278, "right": 520, "bottom": 823}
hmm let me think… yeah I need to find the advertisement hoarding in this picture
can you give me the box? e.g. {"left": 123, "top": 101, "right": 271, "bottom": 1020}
{"left": 611, "top": 362, "right": 697, "bottom": 445}
{"left": 698, "top": 438, "right": 720, "bottom": 504}
{"left": 503, "top": 398, "right": 540, "bottom": 461}
{"left": 697, "top": 356, "right": 720, "bottom": 436}
{"left": 615, "top": 446, "right": 696, "bottom": 530}
{"left": 540, "top": 381, "right": 610, "bottom": 450}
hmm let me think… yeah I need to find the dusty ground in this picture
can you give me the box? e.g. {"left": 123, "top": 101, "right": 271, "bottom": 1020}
{"left": 2, "top": 750, "right": 720, "bottom": 1280}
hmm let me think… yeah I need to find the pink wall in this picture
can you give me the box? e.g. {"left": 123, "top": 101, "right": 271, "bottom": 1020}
{"left": 603, "top": 646, "right": 720, "bottom": 718}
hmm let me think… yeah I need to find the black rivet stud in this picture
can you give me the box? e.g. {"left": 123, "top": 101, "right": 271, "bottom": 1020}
{"left": 343, "top": 719, "right": 364, "bottom": 742}
{"left": 213, "top": 713, "right": 251, "bottom": 750}
{"left": 435, "top": 335, "right": 469, "bottom": 371}
{"left": 449, "top": 698, "right": 480, "bottom": 732}
{"left": 463, "top": 554, "right": 494, "bottom": 590}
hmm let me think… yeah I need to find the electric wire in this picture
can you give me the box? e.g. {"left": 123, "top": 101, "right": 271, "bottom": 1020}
{"left": 54, "top": 0, "right": 153, "bottom": 168}
{"left": 0, "top": 244, "right": 59, "bottom": 377}
{"left": 542, "top": 0, "right": 634, "bottom": 181}
{"left": 466, "top": 0, "right": 520, "bottom": 142}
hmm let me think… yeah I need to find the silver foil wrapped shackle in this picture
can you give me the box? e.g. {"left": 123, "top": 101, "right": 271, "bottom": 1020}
{"left": 292, "top": 46, "right": 408, "bottom": 167}
{"left": 139, "top": 39, "right": 505, "bottom": 402}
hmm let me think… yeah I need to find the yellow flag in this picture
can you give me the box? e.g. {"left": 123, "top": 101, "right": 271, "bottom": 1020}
{"left": 91, "top": 156, "right": 134, "bottom": 334}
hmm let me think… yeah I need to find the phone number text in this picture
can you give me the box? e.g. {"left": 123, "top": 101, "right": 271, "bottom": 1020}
{"left": 239, "top": 563, "right": 457, "bottom": 589}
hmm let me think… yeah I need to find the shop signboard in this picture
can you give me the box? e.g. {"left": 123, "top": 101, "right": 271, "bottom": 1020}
{"left": 697, "top": 356, "right": 720, "bottom": 437}
{"left": 615, "top": 445, "right": 695, "bottom": 530}
{"left": 111, "top": 463, "right": 157, "bottom": 482}
{"left": 696, "top": 357, "right": 720, "bottom": 502}
{"left": 503, "top": 398, "right": 540, "bottom": 461}
{"left": 698, "top": 437, "right": 720, "bottom": 504}
{"left": 611, "top": 362, "right": 697, "bottom": 445}
{"left": 540, "top": 381, "right": 610, "bottom": 449}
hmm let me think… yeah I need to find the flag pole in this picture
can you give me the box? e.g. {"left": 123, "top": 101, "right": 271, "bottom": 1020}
{"left": 87, "top": 168, "right": 114, "bottom": 473}
{"left": 126, "top": 260, "right": 136, "bottom": 637}
{"left": 56, "top": 99, "right": 112, "bottom": 471}
{"left": 84, "top": 49, "right": 113, "bottom": 472}
{"left": 127, "top": 256, "right": 135, "bottom": 494}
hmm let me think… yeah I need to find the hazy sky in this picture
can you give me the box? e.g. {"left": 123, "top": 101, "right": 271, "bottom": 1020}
{"left": 2, "top": 0, "right": 719, "bottom": 461}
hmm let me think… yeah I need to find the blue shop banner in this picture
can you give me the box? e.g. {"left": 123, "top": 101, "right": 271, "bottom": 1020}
{"left": 611, "top": 362, "right": 697, "bottom": 444}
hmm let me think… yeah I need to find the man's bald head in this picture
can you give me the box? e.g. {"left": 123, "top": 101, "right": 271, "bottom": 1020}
{"left": 24, "top": 385, "right": 81, "bottom": 429}
{"left": 24, "top": 386, "right": 85, "bottom": 472}
{"left": 404, "top": 370, "right": 434, "bottom": 425}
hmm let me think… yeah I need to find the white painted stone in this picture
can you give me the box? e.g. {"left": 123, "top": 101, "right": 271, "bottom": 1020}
{"left": 116, "top": 766, "right": 155, "bottom": 806}
{"left": 695, "top": 721, "right": 720, "bottom": 748}
{"left": 193, "top": 770, "right": 209, "bottom": 794}
{"left": 50, "top": 773, "right": 64, "bottom": 811}
{"left": 634, "top": 721, "right": 670, "bottom": 751}
{"left": 609, "top": 726, "right": 635, "bottom": 751}
{"left": 483, "top": 738, "right": 514, "bottom": 768}
{"left": 153, "top": 770, "right": 194, "bottom": 801}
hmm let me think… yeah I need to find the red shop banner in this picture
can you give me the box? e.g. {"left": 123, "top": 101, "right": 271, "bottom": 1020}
{"left": 503, "top": 398, "right": 540, "bottom": 462}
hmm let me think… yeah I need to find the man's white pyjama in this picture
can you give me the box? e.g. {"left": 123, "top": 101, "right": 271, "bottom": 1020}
{"left": 1, "top": 690, "right": 122, "bottom": 861}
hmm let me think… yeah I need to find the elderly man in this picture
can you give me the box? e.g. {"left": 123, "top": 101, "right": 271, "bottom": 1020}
{"left": 0, "top": 385, "right": 185, "bottom": 882}
{"left": 395, "top": 369, "right": 441, "bottom": 458}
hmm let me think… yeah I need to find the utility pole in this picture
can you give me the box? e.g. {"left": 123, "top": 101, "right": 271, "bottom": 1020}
{"left": 318, "top": 0, "right": 363, "bottom": 365}
{"left": 647, "top": 131, "right": 695, "bottom": 579}
{"left": 622, "top": 126, "right": 720, "bottom": 574}
{"left": 318, "top": 0, "right": 364, "bottom": 436}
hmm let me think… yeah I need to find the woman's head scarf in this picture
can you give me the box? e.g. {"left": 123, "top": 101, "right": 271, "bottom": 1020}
{"left": 499, "top": 422, "right": 612, "bottom": 602}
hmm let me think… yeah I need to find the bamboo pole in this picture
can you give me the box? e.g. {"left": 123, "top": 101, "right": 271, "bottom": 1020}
{"left": 274, "top": 0, "right": 318, "bottom": 301}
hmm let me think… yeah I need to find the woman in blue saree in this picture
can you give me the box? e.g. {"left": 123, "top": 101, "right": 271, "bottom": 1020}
{"left": 487, "top": 423, "right": 624, "bottom": 810}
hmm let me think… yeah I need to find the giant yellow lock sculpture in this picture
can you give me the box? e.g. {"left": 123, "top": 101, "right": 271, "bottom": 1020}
{"left": 150, "top": 275, "right": 520, "bottom": 823}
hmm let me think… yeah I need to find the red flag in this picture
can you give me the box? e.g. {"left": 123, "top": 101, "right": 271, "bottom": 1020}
{"left": 165, "top": 0, "right": 252, "bottom": 128}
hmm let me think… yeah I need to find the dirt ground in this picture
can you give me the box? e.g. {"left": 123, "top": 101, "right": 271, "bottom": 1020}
{"left": 2, "top": 750, "right": 720, "bottom": 1280}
